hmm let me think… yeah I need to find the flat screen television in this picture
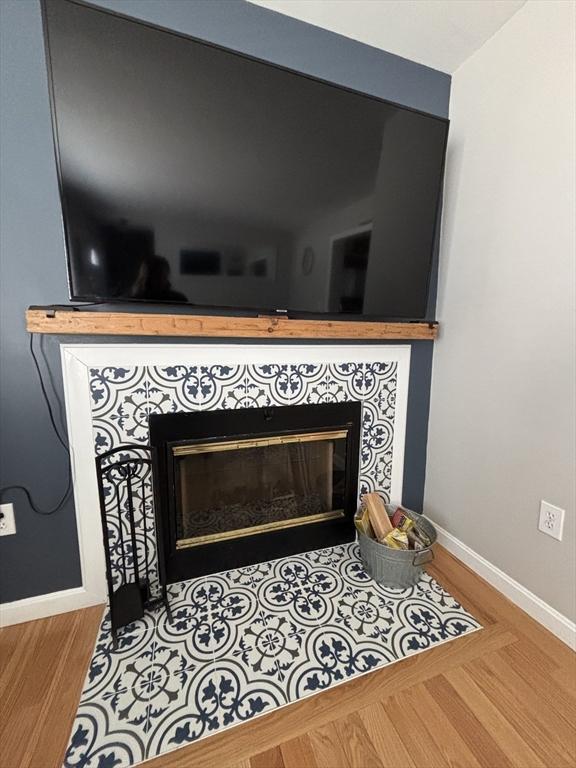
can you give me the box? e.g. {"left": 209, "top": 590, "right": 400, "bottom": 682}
{"left": 42, "top": 0, "right": 449, "bottom": 319}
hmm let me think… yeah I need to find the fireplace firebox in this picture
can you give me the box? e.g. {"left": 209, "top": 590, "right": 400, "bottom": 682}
{"left": 150, "top": 402, "right": 361, "bottom": 581}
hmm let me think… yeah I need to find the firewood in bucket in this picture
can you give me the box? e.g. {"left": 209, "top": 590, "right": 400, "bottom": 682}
{"left": 354, "top": 505, "right": 375, "bottom": 538}
{"left": 361, "top": 492, "right": 393, "bottom": 541}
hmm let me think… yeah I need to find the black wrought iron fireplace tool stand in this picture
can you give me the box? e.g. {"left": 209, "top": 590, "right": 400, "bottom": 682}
{"left": 96, "top": 444, "right": 172, "bottom": 646}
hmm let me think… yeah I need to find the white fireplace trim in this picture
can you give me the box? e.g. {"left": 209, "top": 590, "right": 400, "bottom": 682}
{"left": 57, "top": 343, "right": 411, "bottom": 605}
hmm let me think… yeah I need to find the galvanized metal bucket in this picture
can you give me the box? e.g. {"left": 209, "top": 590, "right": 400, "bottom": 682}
{"left": 355, "top": 503, "right": 436, "bottom": 588}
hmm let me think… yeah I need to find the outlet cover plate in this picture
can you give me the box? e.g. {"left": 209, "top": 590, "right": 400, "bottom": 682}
{"left": 0, "top": 503, "right": 16, "bottom": 536}
{"left": 538, "top": 500, "right": 565, "bottom": 541}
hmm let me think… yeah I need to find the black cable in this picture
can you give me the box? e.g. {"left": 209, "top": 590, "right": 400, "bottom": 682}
{"left": 0, "top": 477, "right": 71, "bottom": 517}
{"left": 0, "top": 334, "right": 72, "bottom": 515}
{"left": 39, "top": 334, "right": 67, "bottom": 435}
{"left": 29, "top": 332, "right": 69, "bottom": 453}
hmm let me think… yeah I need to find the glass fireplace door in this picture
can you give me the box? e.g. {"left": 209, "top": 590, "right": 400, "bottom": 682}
{"left": 173, "top": 430, "right": 348, "bottom": 548}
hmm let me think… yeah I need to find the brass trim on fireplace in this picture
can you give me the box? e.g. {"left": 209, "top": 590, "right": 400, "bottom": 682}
{"left": 172, "top": 429, "right": 348, "bottom": 457}
{"left": 176, "top": 508, "right": 345, "bottom": 549}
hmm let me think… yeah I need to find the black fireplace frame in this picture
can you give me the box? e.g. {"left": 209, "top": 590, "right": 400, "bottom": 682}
{"left": 149, "top": 401, "right": 361, "bottom": 581}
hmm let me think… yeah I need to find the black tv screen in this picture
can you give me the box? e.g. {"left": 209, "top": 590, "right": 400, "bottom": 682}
{"left": 43, "top": 0, "right": 448, "bottom": 319}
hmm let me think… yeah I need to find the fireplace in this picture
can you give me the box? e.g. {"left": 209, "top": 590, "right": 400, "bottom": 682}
{"left": 150, "top": 402, "right": 361, "bottom": 581}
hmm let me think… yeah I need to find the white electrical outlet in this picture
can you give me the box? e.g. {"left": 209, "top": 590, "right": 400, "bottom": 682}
{"left": 0, "top": 503, "right": 17, "bottom": 537}
{"left": 538, "top": 500, "right": 565, "bottom": 541}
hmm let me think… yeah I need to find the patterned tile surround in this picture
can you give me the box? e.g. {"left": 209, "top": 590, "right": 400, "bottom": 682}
{"left": 63, "top": 542, "right": 482, "bottom": 768}
{"left": 87, "top": 355, "right": 403, "bottom": 595}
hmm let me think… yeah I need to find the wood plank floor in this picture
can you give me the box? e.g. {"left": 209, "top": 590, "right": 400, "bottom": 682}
{"left": 1, "top": 546, "right": 574, "bottom": 768}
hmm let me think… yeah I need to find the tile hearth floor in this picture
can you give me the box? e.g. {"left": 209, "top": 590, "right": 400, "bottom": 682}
{"left": 63, "top": 542, "right": 482, "bottom": 768}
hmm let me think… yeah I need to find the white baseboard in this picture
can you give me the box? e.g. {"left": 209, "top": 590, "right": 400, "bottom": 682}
{"left": 431, "top": 519, "right": 576, "bottom": 650}
{"left": 0, "top": 587, "right": 104, "bottom": 628}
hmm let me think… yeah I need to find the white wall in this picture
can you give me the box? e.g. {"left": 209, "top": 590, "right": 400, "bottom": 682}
{"left": 426, "top": 0, "right": 576, "bottom": 620}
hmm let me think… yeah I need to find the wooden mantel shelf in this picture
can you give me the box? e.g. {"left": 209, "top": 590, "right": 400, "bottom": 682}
{"left": 26, "top": 308, "right": 438, "bottom": 340}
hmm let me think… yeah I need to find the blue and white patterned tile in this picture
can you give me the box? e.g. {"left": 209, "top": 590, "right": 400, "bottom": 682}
{"left": 144, "top": 376, "right": 179, "bottom": 417}
{"left": 79, "top": 654, "right": 219, "bottom": 763}
{"left": 360, "top": 401, "right": 394, "bottom": 499}
{"left": 92, "top": 413, "right": 147, "bottom": 453}
{"left": 375, "top": 382, "right": 397, "bottom": 422}
{"left": 220, "top": 559, "right": 275, "bottom": 590}
{"left": 368, "top": 579, "right": 422, "bottom": 605}
{"left": 143, "top": 644, "right": 216, "bottom": 734}
{"left": 154, "top": 579, "right": 219, "bottom": 666}
{"left": 286, "top": 363, "right": 328, "bottom": 404}
{"left": 154, "top": 574, "right": 261, "bottom": 668}
{"left": 358, "top": 472, "right": 378, "bottom": 499}
{"left": 372, "top": 449, "right": 394, "bottom": 497}
{"left": 284, "top": 624, "right": 395, "bottom": 703}
{"left": 97, "top": 642, "right": 160, "bottom": 727}
{"left": 65, "top": 543, "right": 481, "bottom": 768}
{"left": 361, "top": 361, "right": 396, "bottom": 398}
{"left": 256, "top": 556, "right": 331, "bottom": 627}
{"left": 299, "top": 558, "right": 343, "bottom": 596}
{"left": 299, "top": 546, "right": 399, "bottom": 645}
{"left": 253, "top": 606, "right": 320, "bottom": 688}
{"left": 63, "top": 698, "right": 148, "bottom": 768}
{"left": 203, "top": 574, "right": 261, "bottom": 659}
{"left": 89, "top": 367, "right": 145, "bottom": 418}
{"left": 145, "top": 657, "right": 288, "bottom": 755}
{"left": 291, "top": 363, "right": 358, "bottom": 405}
{"left": 81, "top": 620, "right": 158, "bottom": 703}
{"left": 143, "top": 660, "right": 220, "bottom": 758}
{"left": 92, "top": 419, "right": 120, "bottom": 456}
{"left": 300, "top": 543, "right": 351, "bottom": 569}
{"left": 331, "top": 585, "right": 397, "bottom": 640}
{"left": 295, "top": 563, "right": 343, "bottom": 626}
{"left": 244, "top": 364, "right": 294, "bottom": 407}
{"left": 147, "top": 364, "right": 246, "bottom": 412}
{"left": 361, "top": 401, "right": 394, "bottom": 455}
{"left": 232, "top": 611, "right": 307, "bottom": 685}
{"left": 329, "top": 362, "right": 366, "bottom": 400}
{"left": 76, "top": 638, "right": 191, "bottom": 755}
{"left": 388, "top": 598, "right": 480, "bottom": 657}
{"left": 336, "top": 541, "right": 380, "bottom": 588}
{"left": 158, "top": 578, "right": 196, "bottom": 607}
{"left": 213, "top": 657, "right": 288, "bottom": 726}
{"left": 414, "top": 572, "right": 465, "bottom": 610}
{"left": 90, "top": 369, "right": 154, "bottom": 445}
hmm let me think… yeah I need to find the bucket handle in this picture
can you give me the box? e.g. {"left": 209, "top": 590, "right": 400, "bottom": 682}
{"left": 412, "top": 548, "right": 434, "bottom": 567}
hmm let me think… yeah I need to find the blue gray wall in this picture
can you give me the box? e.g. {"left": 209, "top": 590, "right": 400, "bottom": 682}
{"left": 0, "top": 0, "right": 450, "bottom": 603}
